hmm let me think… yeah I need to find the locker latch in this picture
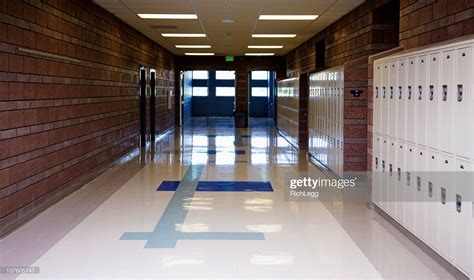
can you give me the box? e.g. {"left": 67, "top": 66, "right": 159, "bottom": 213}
{"left": 408, "top": 86, "right": 412, "bottom": 99}
{"left": 406, "top": 172, "right": 411, "bottom": 186}
{"left": 456, "top": 194, "right": 462, "bottom": 213}
{"left": 429, "top": 85, "right": 434, "bottom": 100}
{"left": 375, "top": 87, "right": 379, "bottom": 98}
{"left": 397, "top": 168, "right": 401, "bottom": 181}
{"left": 441, "top": 187, "right": 446, "bottom": 204}
{"left": 389, "top": 164, "right": 393, "bottom": 176}
{"left": 428, "top": 182, "right": 433, "bottom": 197}
{"left": 417, "top": 176, "right": 421, "bottom": 191}
{"left": 382, "top": 160, "right": 385, "bottom": 172}
{"left": 457, "top": 84, "right": 463, "bottom": 102}
{"left": 375, "top": 157, "right": 378, "bottom": 169}
{"left": 383, "top": 87, "right": 386, "bottom": 98}
{"left": 390, "top": 87, "right": 394, "bottom": 99}
{"left": 418, "top": 86, "right": 422, "bottom": 100}
{"left": 398, "top": 86, "right": 402, "bottom": 99}
{"left": 442, "top": 85, "right": 448, "bottom": 101}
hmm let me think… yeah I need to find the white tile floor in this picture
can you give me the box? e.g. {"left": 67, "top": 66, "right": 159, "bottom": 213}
{"left": 0, "top": 118, "right": 457, "bottom": 279}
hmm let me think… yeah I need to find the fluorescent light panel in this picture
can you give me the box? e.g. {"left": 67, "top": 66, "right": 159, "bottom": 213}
{"left": 252, "top": 34, "right": 296, "bottom": 38}
{"left": 176, "top": 45, "right": 211, "bottom": 49}
{"left": 185, "top": 53, "right": 215, "bottom": 56}
{"left": 138, "top": 14, "right": 198, "bottom": 19}
{"left": 259, "top": 15, "right": 318, "bottom": 20}
{"left": 245, "top": 53, "right": 275, "bottom": 56}
{"left": 248, "top": 45, "right": 283, "bottom": 49}
{"left": 162, "top": 33, "right": 206, "bottom": 37}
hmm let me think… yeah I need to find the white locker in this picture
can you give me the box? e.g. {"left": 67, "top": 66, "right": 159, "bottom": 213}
{"left": 416, "top": 56, "right": 427, "bottom": 147}
{"left": 388, "top": 139, "right": 398, "bottom": 216}
{"left": 453, "top": 159, "right": 472, "bottom": 275}
{"left": 374, "top": 63, "right": 382, "bottom": 134}
{"left": 405, "top": 144, "right": 416, "bottom": 232}
{"left": 415, "top": 147, "right": 427, "bottom": 240}
{"left": 437, "top": 154, "right": 455, "bottom": 261}
{"left": 389, "top": 62, "right": 397, "bottom": 137}
{"left": 381, "top": 63, "right": 390, "bottom": 136}
{"left": 454, "top": 47, "right": 471, "bottom": 159}
{"left": 426, "top": 151, "right": 439, "bottom": 249}
{"left": 427, "top": 53, "right": 440, "bottom": 150}
{"left": 396, "top": 141, "right": 406, "bottom": 224}
{"left": 439, "top": 50, "right": 455, "bottom": 155}
{"left": 406, "top": 58, "right": 417, "bottom": 143}
{"left": 396, "top": 59, "right": 406, "bottom": 140}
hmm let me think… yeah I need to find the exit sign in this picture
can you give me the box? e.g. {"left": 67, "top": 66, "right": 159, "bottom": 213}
{"left": 225, "top": 55, "right": 234, "bottom": 62}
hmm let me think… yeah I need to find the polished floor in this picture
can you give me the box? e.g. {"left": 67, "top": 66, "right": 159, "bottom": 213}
{"left": 0, "top": 118, "right": 457, "bottom": 279}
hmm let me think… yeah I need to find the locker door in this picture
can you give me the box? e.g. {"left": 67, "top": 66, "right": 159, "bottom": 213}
{"left": 396, "top": 141, "right": 406, "bottom": 224}
{"left": 416, "top": 56, "right": 428, "bottom": 147}
{"left": 382, "top": 62, "right": 390, "bottom": 136}
{"left": 397, "top": 59, "right": 406, "bottom": 141}
{"left": 453, "top": 159, "right": 472, "bottom": 275}
{"left": 437, "top": 154, "right": 454, "bottom": 261}
{"left": 373, "top": 134, "right": 382, "bottom": 206}
{"left": 415, "top": 147, "right": 427, "bottom": 240}
{"left": 427, "top": 53, "right": 440, "bottom": 150}
{"left": 389, "top": 61, "right": 397, "bottom": 138}
{"left": 439, "top": 50, "right": 455, "bottom": 155}
{"left": 380, "top": 136, "right": 389, "bottom": 211}
{"left": 426, "top": 151, "right": 439, "bottom": 249}
{"left": 454, "top": 47, "right": 471, "bottom": 160}
{"left": 406, "top": 58, "right": 417, "bottom": 143}
{"left": 405, "top": 144, "right": 416, "bottom": 231}
{"left": 374, "top": 63, "right": 382, "bottom": 134}
{"left": 388, "top": 139, "right": 398, "bottom": 216}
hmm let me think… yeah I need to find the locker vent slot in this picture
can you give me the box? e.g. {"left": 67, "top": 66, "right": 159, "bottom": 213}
{"left": 441, "top": 187, "right": 446, "bottom": 204}
{"left": 418, "top": 86, "right": 422, "bottom": 100}
{"left": 429, "top": 85, "right": 434, "bottom": 100}
{"left": 406, "top": 172, "right": 411, "bottom": 186}
{"left": 417, "top": 176, "right": 421, "bottom": 191}
{"left": 428, "top": 182, "right": 433, "bottom": 197}
{"left": 442, "top": 85, "right": 447, "bottom": 101}
{"left": 457, "top": 84, "right": 463, "bottom": 102}
{"left": 456, "top": 194, "right": 462, "bottom": 213}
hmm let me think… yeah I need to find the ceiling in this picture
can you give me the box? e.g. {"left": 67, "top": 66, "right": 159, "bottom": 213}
{"left": 93, "top": 0, "right": 365, "bottom": 56}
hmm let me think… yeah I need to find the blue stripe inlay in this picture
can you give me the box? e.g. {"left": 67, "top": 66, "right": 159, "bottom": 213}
{"left": 122, "top": 166, "right": 265, "bottom": 248}
{"left": 206, "top": 150, "right": 245, "bottom": 155}
{"left": 157, "top": 181, "right": 273, "bottom": 192}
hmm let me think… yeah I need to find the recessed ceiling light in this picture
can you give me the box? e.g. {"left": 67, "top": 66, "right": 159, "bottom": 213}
{"left": 162, "top": 33, "right": 206, "bottom": 37}
{"left": 138, "top": 14, "right": 198, "bottom": 19}
{"left": 176, "top": 45, "right": 212, "bottom": 48}
{"left": 222, "top": 19, "right": 235, "bottom": 24}
{"left": 185, "top": 53, "right": 215, "bottom": 56}
{"left": 248, "top": 45, "right": 283, "bottom": 49}
{"left": 259, "top": 15, "right": 318, "bottom": 20}
{"left": 245, "top": 53, "right": 275, "bottom": 56}
{"left": 252, "top": 34, "right": 296, "bottom": 38}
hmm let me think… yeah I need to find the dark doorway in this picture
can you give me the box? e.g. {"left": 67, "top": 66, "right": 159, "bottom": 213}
{"left": 150, "top": 69, "right": 156, "bottom": 141}
{"left": 139, "top": 67, "right": 147, "bottom": 147}
{"left": 249, "top": 70, "right": 276, "bottom": 118}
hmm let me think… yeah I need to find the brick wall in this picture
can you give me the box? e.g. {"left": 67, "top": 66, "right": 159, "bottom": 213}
{"left": 0, "top": 0, "right": 175, "bottom": 233}
{"left": 286, "top": 0, "right": 400, "bottom": 78}
{"left": 399, "top": 0, "right": 473, "bottom": 49}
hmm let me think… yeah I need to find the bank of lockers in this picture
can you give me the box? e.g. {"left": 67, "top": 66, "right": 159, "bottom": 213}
{"left": 372, "top": 36, "right": 473, "bottom": 278}
{"left": 308, "top": 66, "right": 344, "bottom": 177}
{"left": 277, "top": 77, "right": 300, "bottom": 146}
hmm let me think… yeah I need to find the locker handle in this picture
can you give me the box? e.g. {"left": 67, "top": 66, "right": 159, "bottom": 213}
{"left": 428, "top": 182, "right": 433, "bottom": 197}
{"left": 441, "top": 187, "right": 446, "bottom": 204}
{"left": 398, "top": 86, "right": 402, "bottom": 99}
{"left": 442, "top": 85, "right": 448, "bottom": 101}
{"left": 429, "top": 85, "right": 434, "bottom": 100}
{"left": 418, "top": 86, "right": 422, "bottom": 100}
{"left": 397, "top": 168, "right": 401, "bottom": 181}
{"left": 375, "top": 157, "right": 379, "bottom": 169}
{"left": 417, "top": 176, "right": 421, "bottom": 191}
{"left": 460, "top": 165, "right": 464, "bottom": 170}
{"left": 456, "top": 194, "right": 462, "bottom": 213}
{"left": 457, "top": 84, "right": 463, "bottom": 102}
{"left": 406, "top": 172, "right": 411, "bottom": 186}
{"left": 390, "top": 87, "right": 394, "bottom": 99}
{"left": 382, "top": 160, "right": 385, "bottom": 172}
{"left": 383, "top": 87, "right": 386, "bottom": 98}
{"left": 408, "top": 86, "right": 412, "bottom": 99}
{"left": 389, "top": 164, "right": 393, "bottom": 176}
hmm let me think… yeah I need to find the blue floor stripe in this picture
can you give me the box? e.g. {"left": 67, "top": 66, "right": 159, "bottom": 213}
{"left": 157, "top": 181, "right": 273, "bottom": 192}
{"left": 206, "top": 149, "right": 245, "bottom": 155}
